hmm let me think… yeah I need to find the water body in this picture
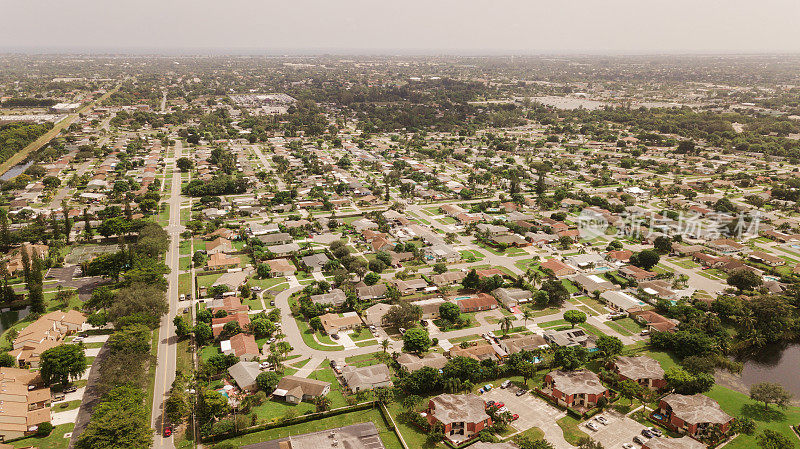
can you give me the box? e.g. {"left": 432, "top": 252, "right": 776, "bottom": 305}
{"left": 0, "top": 307, "right": 30, "bottom": 333}
{"left": 738, "top": 344, "right": 800, "bottom": 399}
{"left": 0, "top": 161, "right": 33, "bottom": 181}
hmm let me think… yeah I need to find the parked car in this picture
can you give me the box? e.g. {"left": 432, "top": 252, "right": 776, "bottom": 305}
{"left": 498, "top": 407, "right": 509, "bottom": 414}
{"left": 633, "top": 436, "right": 646, "bottom": 445}
{"left": 512, "top": 414, "right": 519, "bottom": 421}
{"left": 179, "top": 294, "right": 186, "bottom": 301}
{"left": 64, "top": 386, "right": 77, "bottom": 393}
{"left": 163, "top": 426, "right": 172, "bottom": 437}
{"left": 595, "top": 416, "right": 608, "bottom": 425}
{"left": 484, "top": 384, "right": 494, "bottom": 391}
{"left": 648, "top": 427, "right": 662, "bottom": 437}
{"left": 485, "top": 400, "right": 495, "bottom": 408}
{"left": 331, "top": 333, "right": 339, "bottom": 340}
{"left": 586, "top": 422, "right": 599, "bottom": 431}
{"left": 501, "top": 380, "right": 511, "bottom": 389}
{"left": 640, "top": 329, "right": 650, "bottom": 336}
{"left": 515, "top": 389, "right": 527, "bottom": 396}
{"left": 269, "top": 301, "right": 275, "bottom": 306}
{"left": 622, "top": 444, "right": 634, "bottom": 449}
{"left": 641, "top": 429, "right": 654, "bottom": 438}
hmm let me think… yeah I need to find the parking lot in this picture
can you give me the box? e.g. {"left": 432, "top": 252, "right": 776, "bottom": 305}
{"left": 582, "top": 409, "right": 649, "bottom": 448}
{"left": 482, "top": 385, "right": 572, "bottom": 449}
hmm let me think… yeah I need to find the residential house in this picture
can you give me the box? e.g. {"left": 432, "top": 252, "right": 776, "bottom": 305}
{"left": 310, "top": 289, "right": 347, "bottom": 308}
{"left": 618, "top": 265, "right": 657, "bottom": 282}
{"left": 708, "top": 238, "right": 746, "bottom": 254}
{"left": 301, "top": 253, "right": 330, "bottom": 272}
{"left": 491, "top": 287, "right": 533, "bottom": 309}
{"left": 426, "top": 394, "right": 491, "bottom": 443}
{"left": 227, "top": 361, "right": 261, "bottom": 392}
{"left": 206, "top": 253, "right": 241, "bottom": 270}
{"left": 211, "top": 312, "right": 250, "bottom": 337}
{"left": 432, "top": 270, "right": 466, "bottom": 286}
{"left": 457, "top": 294, "right": 498, "bottom": 312}
{"left": 499, "top": 334, "right": 548, "bottom": 355}
{"left": 257, "top": 232, "right": 292, "bottom": 246}
{"left": 273, "top": 375, "right": 331, "bottom": 404}
{"left": 542, "top": 370, "right": 610, "bottom": 409}
{"left": 539, "top": 258, "right": 576, "bottom": 277}
{"left": 0, "top": 367, "right": 52, "bottom": 441}
{"left": 614, "top": 356, "right": 666, "bottom": 390}
{"left": 748, "top": 251, "right": 785, "bottom": 267}
{"left": 450, "top": 342, "right": 505, "bottom": 362}
{"left": 206, "top": 237, "right": 234, "bottom": 255}
{"left": 411, "top": 297, "right": 446, "bottom": 320}
{"left": 601, "top": 291, "right": 645, "bottom": 312}
{"left": 396, "top": 352, "right": 448, "bottom": 372}
{"left": 227, "top": 333, "right": 260, "bottom": 361}
{"left": 266, "top": 258, "right": 296, "bottom": 277}
{"left": 543, "top": 328, "right": 597, "bottom": 351}
{"left": 363, "top": 303, "right": 392, "bottom": 327}
{"left": 357, "top": 283, "right": 387, "bottom": 301}
{"left": 629, "top": 309, "right": 678, "bottom": 333}
{"left": 655, "top": 394, "right": 733, "bottom": 438}
{"left": 319, "top": 312, "right": 363, "bottom": 335}
{"left": 341, "top": 364, "right": 393, "bottom": 392}
{"left": 571, "top": 274, "right": 617, "bottom": 295}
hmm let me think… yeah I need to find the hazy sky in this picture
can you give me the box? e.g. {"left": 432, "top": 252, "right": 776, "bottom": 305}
{"left": 3, "top": 0, "right": 800, "bottom": 54}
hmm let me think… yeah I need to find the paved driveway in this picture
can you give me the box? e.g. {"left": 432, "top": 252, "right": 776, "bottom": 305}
{"left": 583, "top": 409, "right": 648, "bottom": 448}
{"left": 482, "top": 386, "right": 572, "bottom": 449}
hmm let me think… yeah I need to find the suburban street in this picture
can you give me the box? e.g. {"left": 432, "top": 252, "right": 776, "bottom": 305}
{"left": 151, "top": 139, "right": 183, "bottom": 449}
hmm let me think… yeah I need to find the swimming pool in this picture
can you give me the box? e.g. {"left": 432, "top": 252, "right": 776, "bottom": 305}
{"left": 454, "top": 296, "right": 471, "bottom": 301}
{"left": 217, "top": 389, "right": 229, "bottom": 399}
{"left": 595, "top": 266, "right": 612, "bottom": 272}
{"left": 764, "top": 275, "right": 781, "bottom": 282}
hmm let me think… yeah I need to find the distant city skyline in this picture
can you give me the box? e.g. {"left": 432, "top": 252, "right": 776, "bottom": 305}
{"left": 3, "top": 0, "right": 800, "bottom": 55}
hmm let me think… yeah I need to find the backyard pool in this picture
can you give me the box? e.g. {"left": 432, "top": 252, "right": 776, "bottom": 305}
{"left": 454, "top": 296, "right": 471, "bottom": 301}
{"left": 594, "top": 266, "right": 612, "bottom": 272}
{"left": 764, "top": 275, "right": 781, "bottom": 282}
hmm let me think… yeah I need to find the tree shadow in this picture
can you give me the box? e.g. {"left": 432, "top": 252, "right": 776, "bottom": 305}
{"left": 741, "top": 403, "right": 787, "bottom": 423}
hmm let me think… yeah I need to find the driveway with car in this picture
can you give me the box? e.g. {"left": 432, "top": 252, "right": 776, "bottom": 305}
{"left": 482, "top": 385, "right": 572, "bottom": 449}
{"left": 583, "top": 409, "right": 650, "bottom": 449}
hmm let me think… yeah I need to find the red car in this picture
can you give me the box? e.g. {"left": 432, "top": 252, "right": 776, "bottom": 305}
{"left": 512, "top": 414, "right": 519, "bottom": 421}
{"left": 163, "top": 426, "right": 172, "bottom": 437}
{"left": 495, "top": 402, "right": 505, "bottom": 408}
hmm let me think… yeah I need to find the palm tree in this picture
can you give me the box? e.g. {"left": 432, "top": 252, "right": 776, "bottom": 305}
{"left": 314, "top": 395, "right": 332, "bottom": 412}
{"left": 499, "top": 316, "right": 514, "bottom": 335}
{"left": 444, "top": 377, "right": 462, "bottom": 394}
{"left": 381, "top": 339, "right": 389, "bottom": 353}
{"left": 462, "top": 380, "right": 474, "bottom": 393}
{"left": 522, "top": 309, "right": 532, "bottom": 327}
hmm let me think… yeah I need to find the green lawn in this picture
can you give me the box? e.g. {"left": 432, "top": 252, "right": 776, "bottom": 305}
{"left": 556, "top": 415, "right": 590, "bottom": 445}
{"left": 220, "top": 408, "right": 403, "bottom": 449}
{"left": 8, "top": 423, "right": 74, "bottom": 449}
{"left": 707, "top": 385, "right": 800, "bottom": 449}
{"left": 296, "top": 319, "right": 343, "bottom": 351}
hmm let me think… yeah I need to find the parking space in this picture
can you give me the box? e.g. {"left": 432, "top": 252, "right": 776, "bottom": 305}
{"left": 583, "top": 409, "right": 649, "bottom": 448}
{"left": 482, "top": 385, "right": 565, "bottom": 434}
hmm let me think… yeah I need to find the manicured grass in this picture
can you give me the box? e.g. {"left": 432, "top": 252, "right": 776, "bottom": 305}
{"left": 178, "top": 272, "right": 192, "bottom": 296}
{"left": 615, "top": 317, "right": 645, "bottom": 334}
{"left": 52, "top": 399, "right": 82, "bottom": 413}
{"left": 222, "top": 408, "right": 403, "bottom": 449}
{"left": 8, "top": 423, "right": 74, "bottom": 449}
{"left": 179, "top": 256, "right": 192, "bottom": 270}
{"left": 539, "top": 319, "right": 569, "bottom": 328}
{"left": 561, "top": 279, "right": 578, "bottom": 294}
{"left": 605, "top": 320, "right": 633, "bottom": 337}
{"left": 556, "top": 415, "right": 590, "bottom": 445}
{"left": 706, "top": 385, "right": 800, "bottom": 449}
{"left": 387, "top": 402, "right": 443, "bottom": 449}
{"left": 296, "top": 319, "right": 343, "bottom": 351}
{"left": 513, "top": 425, "right": 545, "bottom": 442}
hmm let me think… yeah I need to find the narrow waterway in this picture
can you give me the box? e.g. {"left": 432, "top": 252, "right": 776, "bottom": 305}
{"left": 0, "top": 161, "right": 33, "bottom": 181}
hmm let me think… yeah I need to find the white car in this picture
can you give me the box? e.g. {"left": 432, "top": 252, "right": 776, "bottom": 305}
{"left": 622, "top": 444, "right": 634, "bottom": 449}
{"left": 595, "top": 416, "right": 608, "bottom": 425}
{"left": 501, "top": 380, "right": 511, "bottom": 389}
{"left": 586, "top": 422, "right": 599, "bottom": 431}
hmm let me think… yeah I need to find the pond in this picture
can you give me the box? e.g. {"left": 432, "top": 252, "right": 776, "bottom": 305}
{"left": 0, "top": 307, "right": 30, "bottom": 334}
{"left": 739, "top": 343, "right": 800, "bottom": 398}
